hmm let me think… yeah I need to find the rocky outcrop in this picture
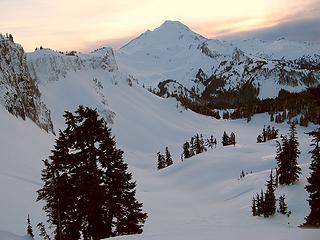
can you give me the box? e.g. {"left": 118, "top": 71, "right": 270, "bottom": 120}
{"left": 0, "top": 34, "right": 53, "bottom": 132}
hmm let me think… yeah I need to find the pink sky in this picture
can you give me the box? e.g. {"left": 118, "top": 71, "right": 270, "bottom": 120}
{"left": 0, "top": 0, "right": 318, "bottom": 52}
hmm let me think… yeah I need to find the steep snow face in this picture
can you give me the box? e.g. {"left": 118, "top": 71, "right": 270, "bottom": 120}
{"left": 120, "top": 20, "right": 206, "bottom": 54}
{"left": 116, "top": 21, "right": 212, "bottom": 87}
{"left": 115, "top": 21, "right": 320, "bottom": 99}
{"left": 27, "top": 48, "right": 132, "bottom": 127}
{"left": 0, "top": 34, "right": 53, "bottom": 132}
{"left": 27, "top": 48, "right": 118, "bottom": 84}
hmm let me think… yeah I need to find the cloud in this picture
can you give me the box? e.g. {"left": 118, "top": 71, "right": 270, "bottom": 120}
{"left": 221, "top": 17, "right": 320, "bottom": 43}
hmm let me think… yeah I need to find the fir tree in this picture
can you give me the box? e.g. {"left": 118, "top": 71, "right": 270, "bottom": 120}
{"left": 278, "top": 195, "right": 288, "bottom": 215}
{"left": 303, "top": 128, "right": 320, "bottom": 227}
{"left": 264, "top": 170, "right": 276, "bottom": 217}
{"left": 37, "top": 106, "right": 147, "bottom": 240}
{"left": 165, "top": 147, "right": 173, "bottom": 166}
{"left": 37, "top": 223, "right": 51, "bottom": 240}
{"left": 222, "top": 131, "right": 229, "bottom": 146}
{"left": 157, "top": 152, "right": 166, "bottom": 170}
{"left": 183, "top": 141, "right": 191, "bottom": 159}
{"left": 230, "top": 132, "right": 236, "bottom": 146}
{"left": 252, "top": 197, "right": 257, "bottom": 216}
{"left": 288, "top": 124, "right": 301, "bottom": 183}
{"left": 27, "top": 215, "right": 34, "bottom": 239}
{"left": 276, "top": 124, "right": 301, "bottom": 185}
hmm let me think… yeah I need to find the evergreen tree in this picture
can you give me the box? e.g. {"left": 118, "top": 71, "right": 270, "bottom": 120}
{"left": 303, "top": 128, "right": 320, "bottom": 227}
{"left": 183, "top": 141, "right": 191, "bottom": 159}
{"left": 194, "top": 134, "right": 203, "bottom": 154}
{"left": 230, "top": 132, "right": 236, "bottom": 146}
{"left": 278, "top": 195, "right": 288, "bottom": 215}
{"left": 37, "top": 106, "right": 147, "bottom": 240}
{"left": 259, "top": 189, "right": 265, "bottom": 216}
{"left": 37, "top": 223, "right": 51, "bottom": 240}
{"left": 264, "top": 171, "right": 276, "bottom": 217}
{"left": 288, "top": 124, "right": 301, "bottom": 183}
{"left": 222, "top": 131, "right": 229, "bottom": 146}
{"left": 27, "top": 215, "right": 34, "bottom": 239}
{"left": 165, "top": 147, "right": 173, "bottom": 166}
{"left": 157, "top": 152, "right": 166, "bottom": 170}
{"left": 252, "top": 197, "right": 257, "bottom": 216}
{"left": 276, "top": 125, "right": 301, "bottom": 185}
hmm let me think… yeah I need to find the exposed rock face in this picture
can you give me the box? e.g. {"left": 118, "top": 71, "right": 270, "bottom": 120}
{"left": 0, "top": 34, "right": 53, "bottom": 132}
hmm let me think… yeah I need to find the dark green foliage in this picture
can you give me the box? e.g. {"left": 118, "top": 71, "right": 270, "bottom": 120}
{"left": 303, "top": 128, "right": 320, "bottom": 227}
{"left": 157, "top": 152, "right": 166, "bottom": 170}
{"left": 183, "top": 141, "right": 191, "bottom": 159}
{"left": 182, "top": 133, "right": 215, "bottom": 160}
{"left": 37, "top": 222, "right": 51, "bottom": 240}
{"left": 157, "top": 147, "right": 173, "bottom": 170}
{"left": 37, "top": 106, "right": 147, "bottom": 240}
{"left": 165, "top": 147, "right": 173, "bottom": 166}
{"left": 222, "top": 131, "right": 235, "bottom": 146}
{"left": 252, "top": 170, "right": 277, "bottom": 218}
{"left": 257, "top": 125, "right": 278, "bottom": 143}
{"left": 278, "top": 195, "right": 288, "bottom": 215}
{"left": 276, "top": 124, "right": 301, "bottom": 185}
{"left": 252, "top": 197, "right": 257, "bottom": 216}
{"left": 264, "top": 171, "right": 276, "bottom": 217}
{"left": 27, "top": 215, "right": 34, "bottom": 239}
{"left": 222, "top": 131, "right": 229, "bottom": 146}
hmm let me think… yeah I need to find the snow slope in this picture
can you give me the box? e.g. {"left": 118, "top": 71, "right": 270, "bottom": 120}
{"left": 1, "top": 21, "right": 320, "bottom": 239}
{"left": 1, "top": 54, "right": 319, "bottom": 239}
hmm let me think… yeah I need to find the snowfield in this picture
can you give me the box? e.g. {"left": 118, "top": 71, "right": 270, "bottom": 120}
{"left": 0, "top": 72, "right": 319, "bottom": 239}
{"left": 1, "top": 20, "right": 320, "bottom": 239}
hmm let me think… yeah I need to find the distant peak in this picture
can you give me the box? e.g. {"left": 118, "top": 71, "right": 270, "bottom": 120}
{"left": 158, "top": 20, "right": 190, "bottom": 31}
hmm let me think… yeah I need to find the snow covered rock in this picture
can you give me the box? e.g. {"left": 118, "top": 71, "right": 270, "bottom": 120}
{"left": 0, "top": 34, "right": 53, "bottom": 132}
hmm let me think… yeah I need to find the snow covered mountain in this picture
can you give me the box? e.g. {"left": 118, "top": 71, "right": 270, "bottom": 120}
{"left": 116, "top": 20, "right": 320, "bottom": 99}
{"left": 0, "top": 21, "right": 319, "bottom": 240}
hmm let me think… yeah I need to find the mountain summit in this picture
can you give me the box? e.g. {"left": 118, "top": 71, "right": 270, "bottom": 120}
{"left": 120, "top": 20, "right": 205, "bottom": 53}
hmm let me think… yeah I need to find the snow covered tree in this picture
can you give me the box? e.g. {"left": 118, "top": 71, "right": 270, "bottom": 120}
{"left": 278, "top": 195, "right": 288, "bottom": 215}
{"left": 157, "top": 152, "right": 166, "bottom": 170}
{"left": 165, "top": 147, "right": 173, "bottom": 166}
{"left": 252, "top": 197, "right": 257, "bottom": 216}
{"left": 183, "top": 141, "right": 191, "bottom": 159}
{"left": 37, "top": 223, "right": 51, "bottom": 240}
{"left": 303, "top": 128, "right": 320, "bottom": 227}
{"left": 27, "top": 215, "right": 34, "bottom": 239}
{"left": 37, "top": 106, "right": 147, "bottom": 240}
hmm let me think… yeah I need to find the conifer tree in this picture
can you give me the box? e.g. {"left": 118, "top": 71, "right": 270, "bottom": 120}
{"left": 157, "top": 152, "right": 166, "bottom": 170}
{"left": 259, "top": 189, "right": 264, "bottom": 216}
{"left": 288, "top": 124, "right": 301, "bottom": 183}
{"left": 276, "top": 125, "right": 301, "bottom": 185}
{"left": 222, "top": 131, "right": 229, "bottom": 146}
{"left": 264, "top": 171, "right": 276, "bottom": 217}
{"left": 165, "top": 147, "right": 173, "bottom": 166}
{"left": 303, "top": 128, "right": 320, "bottom": 227}
{"left": 37, "top": 223, "right": 51, "bottom": 240}
{"left": 183, "top": 141, "right": 191, "bottom": 159}
{"left": 252, "top": 197, "right": 257, "bottom": 216}
{"left": 278, "top": 195, "right": 288, "bottom": 215}
{"left": 37, "top": 106, "right": 147, "bottom": 240}
{"left": 27, "top": 215, "right": 34, "bottom": 239}
{"left": 230, "top": 132, "right": 236, "bottom": 146}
